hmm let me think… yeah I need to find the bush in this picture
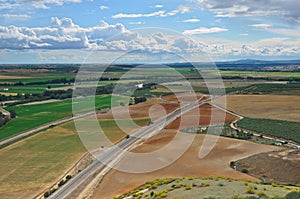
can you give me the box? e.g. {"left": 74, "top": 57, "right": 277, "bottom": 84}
{"left": 285, "top": 190, "right": 300, "bottom": 199}
{"left": 242, "top": 168, "right": 249, "bottom": 173}
{"left": 257, "top": 191, "right": 266, "bottom": 197}
{"left": 246, "top": 187, "right": 255, "bottom": 194}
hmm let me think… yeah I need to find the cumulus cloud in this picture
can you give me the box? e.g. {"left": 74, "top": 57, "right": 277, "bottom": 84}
{"left": 155, "top": 4, "right": 163, "bottom": 8}
{"left": 196, "top": 0, "right": 300, "bottom": 21}
{"left": 0, "top": 17, "right": 300, "bottom": 59}
{"left": 183, "top": 27, "right": 228, "bottom": 35}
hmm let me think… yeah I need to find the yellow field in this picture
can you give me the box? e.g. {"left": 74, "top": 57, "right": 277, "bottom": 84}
{"left": 0, "top": 122, "right": 86, "bottom": 199}
{"left": 213, "top": 95, "right": 300, "bottom": 122}
{"left": 0, "top": 75, "right": 31, "bottom": 79}
{"left": 0, "top": 92, "right": 18, "bottom": 96}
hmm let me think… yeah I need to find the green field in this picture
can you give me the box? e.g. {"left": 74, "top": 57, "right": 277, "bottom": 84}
{"left": 118, "top": 177, "right": 300, "bottom": 199}
{"left": 0, "top": 72, "right": 75, "bottom": 83}
{"left": 0, "top": 84, "right": 70, "bottom": 94}
{"left": 0, "top": 95, "right": 127, "bottom": 140}
{"left": 219, "top": 70, "right": 300, "bottom": 78}
{"left": 237, "top": 118, "right": 300, "bottom": 143}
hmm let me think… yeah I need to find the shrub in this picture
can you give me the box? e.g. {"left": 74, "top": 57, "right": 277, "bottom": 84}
{"left": 200, "top": 182, "right": 210, "bottom": 187}
{"left": 244, "top": 181, "right": 249, "bottom": 186}
{"left": 218, "top": 183, "right": 224, "bottom": 187}
{"left": 285, "top": 190, "right": 300, "bottom": 199}
{"left": 242, "top": 168, "right": 249, "bottom": 173}
{"left": 257, "top": 191, "right": 266, "bottom": 197}
{"left": 246, "top": 187, "right": 255, "bottom": 194}
{"left": 185, "top": 185, "right": 192, "bottom": 190}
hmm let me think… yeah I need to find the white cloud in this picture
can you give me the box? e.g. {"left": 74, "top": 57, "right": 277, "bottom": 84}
{"left": 181, "top": 19, "right": 200, "bottom": 23}
{"left": 196, "top": 0, "right": 300, "bottom": 21}
{"left": 155, "top": 4, "right": 163, "bottom": 8}
{"left": 112, "top": 10, "right": 166, "bottom": 18}
{"left": 183, "top": 27, "right": 228, "bottom": 35}
{"left": 240, "top": 33, "right": 249, "bottom": 36}
{"left": 112, "top": 6, "right": 191, "bottom": 19}
{"left": 0, "top": 17, "right": 299, "bottom": 59}
{"left": 249, "top": 23, "right": 272, "bottom": 28}
{"left": 2, "top": 14, "right": 31, "bottom": 20}
{"left": 99, "top": 5, "right": 108, "bottom": 10}
{"left": 128, "top": 21, "right": 144, "bottom": 25}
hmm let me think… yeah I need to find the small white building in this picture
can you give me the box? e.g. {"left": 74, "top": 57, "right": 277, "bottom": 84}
{"left": 136, "top": 84, "right": 143, "bottom": 89}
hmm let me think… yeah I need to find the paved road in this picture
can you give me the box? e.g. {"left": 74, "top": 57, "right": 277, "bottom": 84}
{"left": 48, "top": 97, "right": 214, "bottom": 199}
{"left": 0, "top": 111, "right": 96, "bottom": 147}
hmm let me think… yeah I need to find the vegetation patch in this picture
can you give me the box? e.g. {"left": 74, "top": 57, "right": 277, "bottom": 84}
{"left": 115, "top": 177, "right": 300, "bottom": 199}
{"left": 0, "top": 95, "right": 126, "bottom": 140}
{"left": 237, "top": 118, "right": 300, "bottom": 143}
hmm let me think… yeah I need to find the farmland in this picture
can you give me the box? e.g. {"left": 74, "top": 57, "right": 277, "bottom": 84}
{"left": 0, "top": 95, "right": 126, "bottom": 140}
{"left": 212, "top": 95, "right": 300, "bottom": 122}
{"left": 237, "top": 118, "right": 300, "bottom": 143}
{"left": 0, "top": 123, "right": 86, "bottom": 199}
{"left": 92, "top": 132, "right": 279, "bottom": 199}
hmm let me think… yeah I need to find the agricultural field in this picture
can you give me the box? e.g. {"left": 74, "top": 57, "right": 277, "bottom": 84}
{"left": 0, "top": 84, "right": 70, "bottom": 94}
{"left": 236, "top": 149, "right": 300, "bottom": 185}
{"left": 92, "top": 132, "right": 279, "bottom": 199}
{"left": 219, "top": 70, "right": 300, "bottom": 79}
{"left": 212, "top": 95, "right": 300, "bottom": 122}
{"left": 117, "top": 177, "right": 300, "bottom": 199}
{"left": 237, "top": 118, "right": 300, "bottom": 143}
{"left": 0, "top": 123, "right": 87, "bottom": 199}
{"left": 0, "top": 72, "right": 75, "bottom": 83}
{"left": 0, "top": 95, "right": 126, "bottom": 140}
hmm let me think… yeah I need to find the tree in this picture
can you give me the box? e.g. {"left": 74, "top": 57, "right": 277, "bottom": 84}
{"left": 9, "top": 110, "right": 16, "bottom": 118}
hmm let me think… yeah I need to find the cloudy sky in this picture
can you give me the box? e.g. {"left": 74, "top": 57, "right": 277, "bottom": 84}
{"left": 0, "top": 0, "right": 300, "bottom": 63}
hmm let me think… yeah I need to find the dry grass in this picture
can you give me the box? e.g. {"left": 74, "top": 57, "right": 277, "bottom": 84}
{"left": 213, "top": 95, "right": 300, "bottom": 122}
{"left": 0, "top": 123, "right": 86, "bottom": 199}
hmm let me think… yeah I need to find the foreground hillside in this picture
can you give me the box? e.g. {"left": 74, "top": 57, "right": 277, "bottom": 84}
{"left": 117, "top": 177, "right": 300, "bottom": 199}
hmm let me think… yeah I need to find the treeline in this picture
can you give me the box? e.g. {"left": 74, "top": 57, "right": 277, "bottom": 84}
{"left": 222, "top": 75, "right": 300, "bottom": 82}
{"left": 3, "top": 82, "right": 158, "bottom": 106}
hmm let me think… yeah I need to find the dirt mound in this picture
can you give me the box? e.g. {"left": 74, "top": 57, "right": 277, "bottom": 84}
{"left": 236, "top": 149, "right": 300, "bottom": 184}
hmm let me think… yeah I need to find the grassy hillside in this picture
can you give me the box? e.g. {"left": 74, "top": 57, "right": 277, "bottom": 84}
{"left": 117, "top": 177, "right": 300, "bottom": 199}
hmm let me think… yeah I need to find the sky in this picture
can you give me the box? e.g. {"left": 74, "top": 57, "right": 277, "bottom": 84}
{"left": 0, "top": 0, "right": 300, "bottom": 63}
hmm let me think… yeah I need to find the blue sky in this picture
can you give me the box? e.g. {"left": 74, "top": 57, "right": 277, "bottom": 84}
{"left": 0, "top": 0, "right": 300, "bottom": 63}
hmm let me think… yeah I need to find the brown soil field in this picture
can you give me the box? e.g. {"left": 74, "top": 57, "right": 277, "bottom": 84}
{"left": 213, "top": 95, "right": 300, "bottom": 122}
{"left": 236, "top": 149, "right": 300, "bottom": 184}
{"left": 165, "top": 104, "right": 238, "bottom": 130}
{"left": 162, "top": 92, "right": 204, "bottom": 103}
{"left": 98, "top": 98, "right": 180, "bottom": 120}
{"left": 92, "top": 133, "right": 279, "bottom": 199}
{"left": 0, "top": 75, "right": 32, "bottom": 79}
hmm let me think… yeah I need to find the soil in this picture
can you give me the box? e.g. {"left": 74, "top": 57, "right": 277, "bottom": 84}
{"left": 236, "top": 149, "right": 300, "bottom": 184}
